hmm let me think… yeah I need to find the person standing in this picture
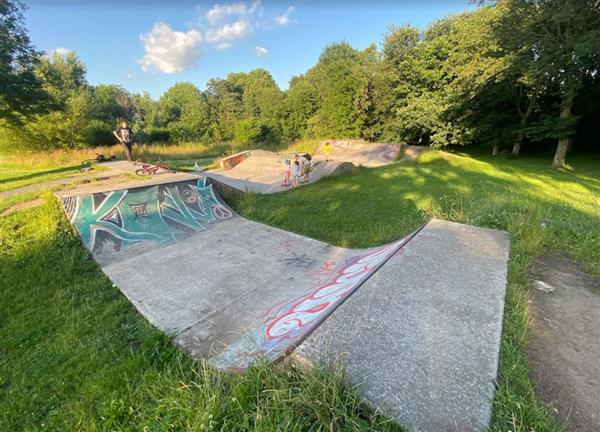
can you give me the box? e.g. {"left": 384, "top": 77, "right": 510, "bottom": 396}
{"left": 291, "top": 160, "right": 300, "bottom": 187}
{"left": 300, "top": 153, "right": 311, "bottom": 183}
{"left": 113, "top": 120, "right": 134, "bottom": 162}
{"left": 323, "top": 142, "right": 331, "bottom": 162}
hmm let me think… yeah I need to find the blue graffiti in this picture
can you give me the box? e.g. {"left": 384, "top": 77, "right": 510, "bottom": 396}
{"left": 68, "top": 178, "right": 233, "bottom": 254}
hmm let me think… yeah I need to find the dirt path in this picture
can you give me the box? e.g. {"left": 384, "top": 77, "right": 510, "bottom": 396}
{"left": 527, "top": 253, "right": 600, "bottom": 432}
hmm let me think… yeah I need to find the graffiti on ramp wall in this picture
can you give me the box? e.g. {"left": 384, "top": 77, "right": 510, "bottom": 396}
{"left": 62, "top": 178, "right": 233, "bottom": 256}
{"left": 210, "top": 235, "right": 410, "bottom": 370}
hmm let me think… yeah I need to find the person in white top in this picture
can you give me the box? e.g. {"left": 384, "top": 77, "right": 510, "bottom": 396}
{"left": 299, "top": 154, "right": 311, "bottom": 183}
{"left": 291, "top": 160, "right": 300, "bottom": 187}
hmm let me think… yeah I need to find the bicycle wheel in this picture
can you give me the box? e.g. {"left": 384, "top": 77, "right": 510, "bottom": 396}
{"left": 135, "top": 168, "right": 151, "bottom": 176}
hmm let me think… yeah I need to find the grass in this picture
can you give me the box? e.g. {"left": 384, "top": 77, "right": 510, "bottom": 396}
{"left": 1, "top": 147, "right": 599, "bottom": 431}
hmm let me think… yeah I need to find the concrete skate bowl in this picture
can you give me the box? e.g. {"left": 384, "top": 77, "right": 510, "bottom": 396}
{"left": 60, "top": 176, "right": 511, "bottom": 431}
{"left": 205, "top": 150, "right": 356, "bottom": 194}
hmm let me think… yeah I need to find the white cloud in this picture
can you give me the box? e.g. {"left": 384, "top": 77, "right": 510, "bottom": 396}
{"left": 274, "top": 6, "right": 295, "bottom": 26}
{"left": 206, "top": 1, "right": 260, "bottom": 23}
{"left": 216, "top": 42, "right": 232, "bottom": 50}
{"left": 205, "top": 20, "right": 250, "bottom": 43}
{"left": 255, "top": 46, "right": 268, "bottom": 58}
{"left": 126, "top": 73, "right": 135, "bottom": 80}
{"left": 139, "top": 22, "right": 202, "bottom": 74}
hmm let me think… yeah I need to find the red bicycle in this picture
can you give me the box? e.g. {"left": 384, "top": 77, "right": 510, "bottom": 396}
{"left": 135, "top": 162, "right": 176, "bottom": 176}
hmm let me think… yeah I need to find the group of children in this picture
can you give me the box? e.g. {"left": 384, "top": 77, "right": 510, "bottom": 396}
{"left": 283, "top": 153, "right": 312, "bottom": 188}
{"left": 282, "top": 143, "right": 332, "bottom": 188}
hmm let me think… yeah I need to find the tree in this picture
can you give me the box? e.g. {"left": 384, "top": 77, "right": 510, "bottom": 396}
{"left": 496, "top": 0, "right": 600, "bottom": 167}
{"left": 35, "top": 50, "right": 86, "bottom": 107}
{"left": 305, "top": 42, "right": 374, "bottom": 138}
{"left": 157, "top": 82, "right": 209, "bottom": 142}
{"left": 0, "top": 0, "right": 49, "bottom": 124}
{"left": 282, "top": 74, "right": 318, "bottom": 141}
{"left": 205, "top": 77, "right": 244, "bottom": 141}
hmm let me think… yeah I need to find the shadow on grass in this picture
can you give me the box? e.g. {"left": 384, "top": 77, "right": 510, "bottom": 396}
{"left": 0, "top": 165, "right": 80, "bottom": 185}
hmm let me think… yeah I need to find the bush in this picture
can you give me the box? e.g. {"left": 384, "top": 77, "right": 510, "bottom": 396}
{"left": 235, "top": 118, "right": 282, "bottom": 146}
{"left": 235, "top": 118, "right": 264, "bottom": 145}
{"left": 135, "top": 128, "right": 170, "bottom": 144}
{"left": 81, "top": 120, "right": 114, "bottom": 146}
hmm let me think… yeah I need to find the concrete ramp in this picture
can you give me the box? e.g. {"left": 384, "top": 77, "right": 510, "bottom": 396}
{"left": 295, "top": 220, "right": 510, "bottom": 432}
{"left": 59, "top": 177, "right": 510, "bottom": 431}
{"left": 316, "top": 140, "right": 401, "bottom": 166}
{"left": 206, "top": 151, "right": 354, "bottom": 194}
{"left": 59, "top": 177, "right": 416, "bottom": 369}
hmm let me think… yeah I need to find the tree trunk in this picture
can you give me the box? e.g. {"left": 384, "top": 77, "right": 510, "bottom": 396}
{"left": 512, "top": 132, "right": 523, "bottom": 156}
{"left": 552, "top": 94, "right": 575, "bottom": 168}
{"left": 492, "top": 142, "right": 499, "bottom": 156}
{"left": 553, "top": 138, "right": 570, "bottom": 168}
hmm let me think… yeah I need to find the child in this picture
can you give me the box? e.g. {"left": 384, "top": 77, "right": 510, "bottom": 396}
{"left": 291, "top": 160, "right": 300, "bottom": 187}
{"left": 323, "top": 142, "right": 331, "bottom": 162}
{"left": 282, "top": 159, "right": 292, "bottom": 187}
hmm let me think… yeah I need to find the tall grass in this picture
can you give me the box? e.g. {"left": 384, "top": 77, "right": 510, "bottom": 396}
{"left": 0, "top": 139, "right": 325, "bottom": 171}
{"left": 2, "top": 142, "right": 233, "bottom": 170}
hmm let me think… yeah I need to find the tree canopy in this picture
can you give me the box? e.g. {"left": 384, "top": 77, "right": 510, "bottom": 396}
{"left": 1, "top": 0, "right": 599, "bottom": 167}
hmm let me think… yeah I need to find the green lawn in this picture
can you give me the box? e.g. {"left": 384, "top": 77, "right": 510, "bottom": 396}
{"left": 1, "top": 150, "right": 598, "bottom": 431}
{"left": 0, "top": 161, "right": 84, "bottom": 193}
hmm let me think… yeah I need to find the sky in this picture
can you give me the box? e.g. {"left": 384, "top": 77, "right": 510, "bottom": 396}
{"left": 24, "top": 1, "right": 475, "bottom": 99}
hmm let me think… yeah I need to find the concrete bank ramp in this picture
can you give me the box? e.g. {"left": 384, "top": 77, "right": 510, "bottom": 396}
{"left": 316, "top": 140, "right": 401, "bottom": 167}
{"left": 206, "top": 150, "right": 354, "bottom": 194}
{"left": 295, "top": 219, "right": 510, "bottom": 432}
{"left": 59, "top": 177, "right": 510, "bottom": 431}
{"left": 58, "top": 177, "right": 415, "bottom": 369}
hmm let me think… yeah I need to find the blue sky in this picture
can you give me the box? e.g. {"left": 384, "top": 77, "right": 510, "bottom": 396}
{"left": 24, "top": 1, "right": 474, "bottom": 99}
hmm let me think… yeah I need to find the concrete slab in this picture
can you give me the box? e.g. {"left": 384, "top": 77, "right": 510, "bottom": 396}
{"left": 294, "top": 219, "right": 510, "bottom": 432}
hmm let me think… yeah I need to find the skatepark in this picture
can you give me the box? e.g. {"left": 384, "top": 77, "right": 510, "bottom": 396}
{"left": 204, "top": 140, "right": 410, "bottom": 194}
{"left": 57, "top": 143, "right": 510, "bottom": 431}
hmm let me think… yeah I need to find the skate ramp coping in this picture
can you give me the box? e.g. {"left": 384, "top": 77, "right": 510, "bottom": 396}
{"left": 59, "top": 177, "right": 510, "bottom": 432}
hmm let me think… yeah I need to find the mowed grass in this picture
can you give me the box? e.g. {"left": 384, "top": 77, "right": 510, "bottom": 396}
{"left": 1, "top": 149, "right": 599, "bottom": 431}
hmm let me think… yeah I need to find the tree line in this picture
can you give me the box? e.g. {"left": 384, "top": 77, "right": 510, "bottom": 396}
{"left": 1, "top": 0, "right": 599, "bottom": 167}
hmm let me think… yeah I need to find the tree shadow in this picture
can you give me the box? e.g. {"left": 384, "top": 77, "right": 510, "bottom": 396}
{"left": 0, "top": 165, "right": 80, "bottom": 185}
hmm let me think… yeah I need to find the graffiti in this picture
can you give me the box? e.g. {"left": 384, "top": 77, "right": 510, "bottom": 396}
{"left": 308, "top": 260, "right": 336, "bottom": 277}
{"left": 220, "top": 151, "right": 250, "bottom": 170}
{"left": 211, "top": 235, "right": 410, "bottom": 370}
{"left": 382, "top": 144, "right": 401, "bottom": 161}
{"left": 278, "top": 252, "right": 317, "bottom": 269}
{"left": 65, "top": 178, "right": 233, "bottom": 256}
{"left": 271, "top": 230, "right": 295, "bottom": 253}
